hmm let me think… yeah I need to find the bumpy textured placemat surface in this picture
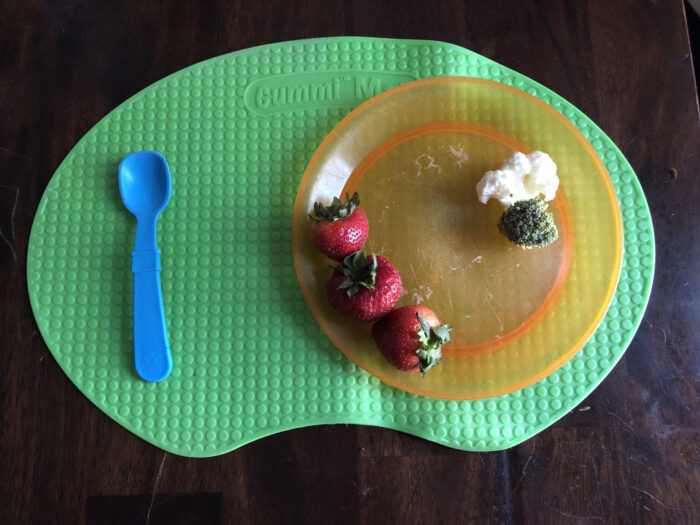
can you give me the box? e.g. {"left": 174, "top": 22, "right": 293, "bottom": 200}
{"left": 27, "top": 37, "right": 654, "bottom": 456}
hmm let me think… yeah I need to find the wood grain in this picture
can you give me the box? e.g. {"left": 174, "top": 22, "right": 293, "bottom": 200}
{"left": 1, "top": 1, "right": 698, "bottom": 523}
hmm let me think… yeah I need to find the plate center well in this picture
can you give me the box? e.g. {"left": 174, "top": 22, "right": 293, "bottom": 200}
{"left": 342, "top": 124, "right": 571, "bottom": 350}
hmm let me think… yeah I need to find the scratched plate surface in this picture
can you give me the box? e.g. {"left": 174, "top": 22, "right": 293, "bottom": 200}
{"left": 27, "top": 38, "right": 654, "bottom": 456}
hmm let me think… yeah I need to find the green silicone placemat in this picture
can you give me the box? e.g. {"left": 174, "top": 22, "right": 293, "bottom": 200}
{"left": 27, "top": 37, "right": 654, "bottom": 456}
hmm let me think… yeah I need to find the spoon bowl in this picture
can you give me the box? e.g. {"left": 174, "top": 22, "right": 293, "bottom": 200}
{"left": 119, "top": 151, "right": 171, "bottom": 218}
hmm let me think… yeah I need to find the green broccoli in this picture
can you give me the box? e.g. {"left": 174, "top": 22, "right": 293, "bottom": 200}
{"left": 498, "top": 198, "right": 558, "bottom": 248}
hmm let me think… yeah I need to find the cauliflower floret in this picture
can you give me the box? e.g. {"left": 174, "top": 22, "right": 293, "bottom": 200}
{"left": 475, "top": 169, "right": 525, "bottom": 207}
{"left": 476, "top": 151, "right": 559, "bottom": 206}
{"left": 501, "top": 151, "right": 532, "bottom": 177}
{"left": 523, "top": 151, "right": 559, "bottom": 201}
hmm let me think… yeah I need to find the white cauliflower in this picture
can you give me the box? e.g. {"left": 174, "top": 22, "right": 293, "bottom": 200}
{"left": 475, "top": 169, "right": 525, "bottom": 207}
{"left": 525, "top": 151, "right": 559, "bottom": 201}
{"left": 476, "top": 151, "right": 559, "bottom": 206}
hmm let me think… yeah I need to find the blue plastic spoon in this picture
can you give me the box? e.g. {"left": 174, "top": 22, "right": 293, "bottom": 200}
{"left": 119, "top": 151, "right": 173, "bottom": 382}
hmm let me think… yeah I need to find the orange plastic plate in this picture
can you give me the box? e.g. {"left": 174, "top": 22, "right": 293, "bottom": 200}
{"left": 293, "top": 77, "right": 623, "bottom": 400}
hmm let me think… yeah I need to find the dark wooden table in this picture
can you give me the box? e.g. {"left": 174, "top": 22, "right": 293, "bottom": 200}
{"left": 2, "top": 1, "right": 698, "bottom": 523}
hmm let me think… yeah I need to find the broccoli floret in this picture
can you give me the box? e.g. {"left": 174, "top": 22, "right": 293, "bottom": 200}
{"left": 498, "top": 198, "right": 558, "bottom": 248}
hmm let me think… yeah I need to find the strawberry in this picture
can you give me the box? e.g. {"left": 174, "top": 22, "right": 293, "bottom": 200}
{"left": 310, "top": 192, "right": 369, "bottom": 261}
{"left": 371, "top": 306, "right": 453, "bottom": 376}
{"left": 327, "top": 251, "right": 402, "bottom": 322}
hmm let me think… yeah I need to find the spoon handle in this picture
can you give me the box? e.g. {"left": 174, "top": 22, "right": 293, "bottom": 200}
{"left": 131, "top": 250, "right": 172, "bottom": 382}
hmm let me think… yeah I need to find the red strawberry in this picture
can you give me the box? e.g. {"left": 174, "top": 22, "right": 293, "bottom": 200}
{"left": 371, "top": 306, "right": 453, "bottom": 376}
{"left": 310, "top": 192, "right": 369, "bottom": 261}
{"left": 327, "top": 251, "right": 402, "bottom": 322}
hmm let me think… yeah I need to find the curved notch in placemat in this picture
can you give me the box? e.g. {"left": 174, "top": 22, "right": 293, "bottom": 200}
{"left": 27, "top": 37, "right": 654, "bottom": 457}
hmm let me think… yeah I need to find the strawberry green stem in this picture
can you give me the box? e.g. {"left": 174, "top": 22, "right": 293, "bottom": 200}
{"left": 416, "top": 312, "right": 453, "bottom": 376}
{"left": 309, "top": 192, "right": 360, "bottom": 222}
{"left": 331, "top": 250, "right": 377, "bottom": 297}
